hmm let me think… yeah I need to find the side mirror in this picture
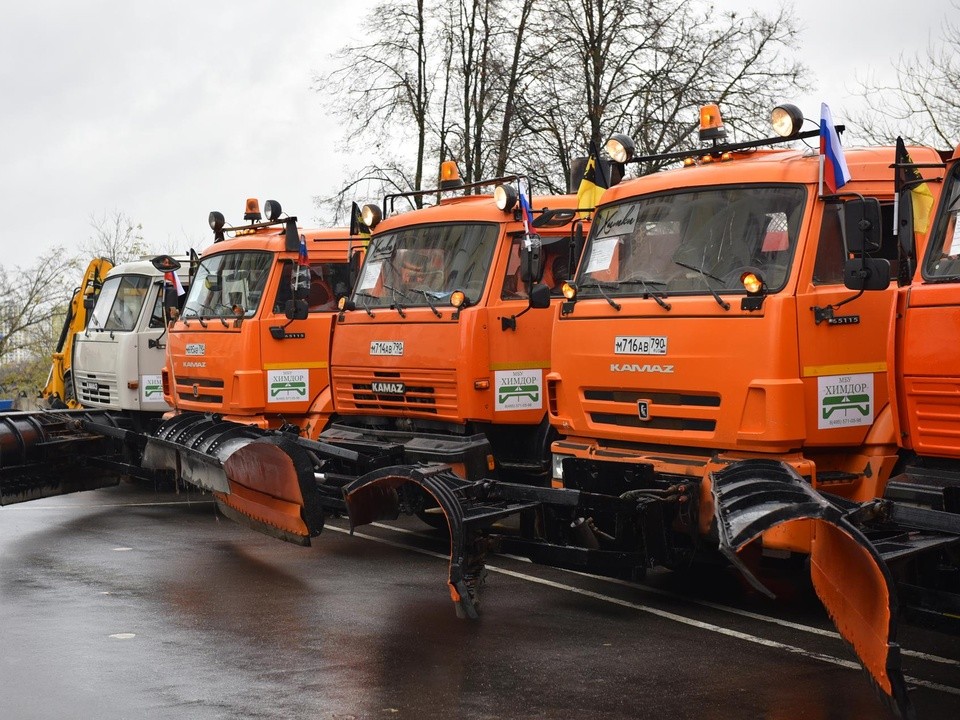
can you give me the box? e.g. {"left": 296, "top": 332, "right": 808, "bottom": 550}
{"left": 529, "top": 282, "right": 551, "bottom": 309}
{"left": 83, "top": 295, "right": 96, "bottom": 311}
{"left": 284, "top": 219, "right": 300, "bottom": 252}
{"left": 842, "top": 198, "right": 882, "bottom": 254}
{"left": 520, "top": 235, "right": 543, "bottom": 283}
{"left": 844, "top": 258, "right": 890, "bottom": 291}
{"left": 284, "top": 299, "right": 309, "bottom": 320}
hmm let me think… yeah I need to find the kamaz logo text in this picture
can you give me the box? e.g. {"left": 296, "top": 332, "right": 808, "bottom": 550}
{"left": 610, "top": 363, "right": 674, "bottom": 373}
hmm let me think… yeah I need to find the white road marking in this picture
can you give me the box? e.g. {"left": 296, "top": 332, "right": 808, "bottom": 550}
{"left": 368, "top": 521, "right": 960, "bottom": 668}
{"left": 108, "top": 633, "right": 136, "bottom": 640}
{"left": 331, "top": 524, "right": 960, "bottom": 697}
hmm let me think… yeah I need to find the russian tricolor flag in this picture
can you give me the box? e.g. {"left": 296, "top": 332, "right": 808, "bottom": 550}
{"left": 820, "top": 103, "right": 851, "bottom": 194}
{"left": 164, "top": 270, "right": 185, "bottom": 296}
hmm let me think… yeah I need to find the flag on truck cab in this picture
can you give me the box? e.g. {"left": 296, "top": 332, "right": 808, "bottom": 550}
{"left": 517, "top": 179, "right": 536, "bottom": 235}
{"left": 298, "top": 233, "right": 309, "bottom": 266}
{"left": 895, "top": 136, "right": 936, "bottom": 235}
{"left": 350, "top": 202, "right": 371, "bottom": 247}
{"left": 577, "top": 139, "right": 609, "bottom": 216}
{"left": 819, "top": 103, "right": 851, "bottom": 194}
{"left": 165, "top": 271, "right": 185, "bottom": 296}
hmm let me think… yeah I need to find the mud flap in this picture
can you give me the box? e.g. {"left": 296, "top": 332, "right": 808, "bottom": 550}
{"left": 143, "top": 414, "right": 323, "bottom": 545}
{"left": 711, "top": 460, "right": 912, "bottom": 719}
{"left": 343, "top": 464, "right": 493, "bottom": 619}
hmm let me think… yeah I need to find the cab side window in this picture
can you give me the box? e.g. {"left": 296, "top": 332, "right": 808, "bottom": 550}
{"left": 274, "top": 261, "right": 352, "bottom": 313}
{"left": 812, "top": 203, "right": 845, "bottom": 285}
{"left": 501, "top": 236, "right": 573, "bottom": 299}
{"left": 813, "top": 201, "right": 895, "bottom": 285}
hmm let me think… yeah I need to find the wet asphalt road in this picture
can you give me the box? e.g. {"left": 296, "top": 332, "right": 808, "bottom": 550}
{"left": 1, "top": 484, "right": 958, "bottom": 720}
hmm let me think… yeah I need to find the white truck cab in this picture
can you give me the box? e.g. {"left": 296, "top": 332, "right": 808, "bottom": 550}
{"left": 72, "top": 258, "right": 189, "bottom": 429}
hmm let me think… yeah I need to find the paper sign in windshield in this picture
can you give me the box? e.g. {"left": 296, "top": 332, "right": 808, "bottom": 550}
{"left": 585, "top": 237, "right": 619, "bottom": 274}
{"left": 358, "top": 261, "right": 382, "bottom": 291}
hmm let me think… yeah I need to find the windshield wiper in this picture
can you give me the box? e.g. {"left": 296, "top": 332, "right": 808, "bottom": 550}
{"left": 384, "top": 284, "right": 408, "bottom": 318}
{"left": 620, "top": 278, "right": 671, "bottom": 311}
{"left": 354, "top": 291, "right": 377, "bottom": 317}
{"left": 182, "top": 308, "right": 207, "bottom": 328}
{"left": 674, "top": 261, "right": 730, "bottom": 311}
{"left": 580, "top": 280, "right": 621, "bottom": 311}
{"left": 411, "top": 288, "right": 442, "bottom": 318}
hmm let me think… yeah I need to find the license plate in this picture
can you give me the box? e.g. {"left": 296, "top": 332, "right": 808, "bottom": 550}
{"left": 614, "top": 335, "right": 667, "bottom": 355}
{"left": 370, "top": 341, "right": 404, "bottom": 356}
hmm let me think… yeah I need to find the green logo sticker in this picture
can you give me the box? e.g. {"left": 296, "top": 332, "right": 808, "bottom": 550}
{"left": 817, "top": 373, "right": 873, "bottom": 429}
{"left": 494, "top": 369, "right": 543, "bottom": 412}
{"left": 267, "top": 370, "right": 309, "bottom": 403}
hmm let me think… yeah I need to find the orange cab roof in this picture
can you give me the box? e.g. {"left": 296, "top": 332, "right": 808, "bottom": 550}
{"left": 601, "top": 145, "right": 943, "bottom": 204}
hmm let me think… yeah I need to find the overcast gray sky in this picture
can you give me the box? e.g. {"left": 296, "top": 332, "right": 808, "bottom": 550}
{"left": 0, "top": 0, "right": 954, "bottom": 268}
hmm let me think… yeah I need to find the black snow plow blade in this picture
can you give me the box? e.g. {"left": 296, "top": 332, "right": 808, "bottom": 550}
{"left": 711, "top": 460, "right": 912, "bottom": 719}
{"left": 343, "top": 464, "right": 540, "bottom": 618}
{"left": 0, "top": 410, "right": 129, "bottom": 505}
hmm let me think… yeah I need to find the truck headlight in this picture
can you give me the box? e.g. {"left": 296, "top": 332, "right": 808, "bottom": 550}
{"left": 552, "top": 453, "right": 572, "bottom": 481}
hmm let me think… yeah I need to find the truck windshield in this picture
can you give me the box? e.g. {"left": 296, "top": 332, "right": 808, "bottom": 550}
{"left": 352, "top": 222, "right": 499, "bottom": 308}
{"left": 88, "top": 274, "right": 151, "bottom": 332}
{"left": 923, "top": 161, "right": 960, "bottom": 280}
{"left": 182, "top": 251, "right": 272, "bottom": 319}
{"left": 577, "top": 185, "right": 806, "bottom": 296}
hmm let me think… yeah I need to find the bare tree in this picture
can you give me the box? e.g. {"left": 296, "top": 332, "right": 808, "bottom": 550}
{"left": 850, "top": 3, "right": 960, "bottom": 147}
{"left": 314, "top": 0, "right": 808, "bottom": 209}
{"left": 517, "top": 1, "right": 808, "bottom": 187}
{"left": 0, "top": 247, "right": 80, "bottom": 392}
{"left": 316, "top": 0, "right": 433, "bottom": 203}
{"left": 84, "top": 210, "right": 154, "bottom": 264}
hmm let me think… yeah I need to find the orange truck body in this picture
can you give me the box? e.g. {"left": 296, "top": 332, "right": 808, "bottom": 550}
{"left": 162, "top": 222, "right": 356, "bottom": 439}
{"left": 547, "top": 145, "right": 944, "bottom": 551}
{"left": 892, "top": 143, "right": 960, "bottom": 467}
{"left": 324, "top": 192, "right": 586, "bottom": 482}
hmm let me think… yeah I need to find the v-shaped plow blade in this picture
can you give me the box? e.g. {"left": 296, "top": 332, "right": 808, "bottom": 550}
{"left": 712, "top": 460, "right": 912, "bottom": 719}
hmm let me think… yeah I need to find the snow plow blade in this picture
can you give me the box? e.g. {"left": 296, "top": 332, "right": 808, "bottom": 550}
{"left": 711, "top": 460, "right": 912, "bottom": 719}
{"left": 143, "top": 414, "right": 323, "bottom": 545}
{"left": 343, "top": 464, "right": 543, "bottom": 619}
{"left": 0, "top": 410, "right": 128, "bottom": 505}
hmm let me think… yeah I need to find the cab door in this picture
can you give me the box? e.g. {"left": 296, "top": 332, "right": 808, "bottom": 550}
{"left": 897, "top": 166, "right": 960, "bottom": 456}
{"left": 795, "top": 200, "right": 897, "bottom": 447}
{"left": 258, "top": 259, "right": 348, "bottom": 435}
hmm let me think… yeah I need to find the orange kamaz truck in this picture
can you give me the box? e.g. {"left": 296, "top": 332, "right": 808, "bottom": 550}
{"left": 157, "top": 199, "right": 358, "bottom": 437}
{"left": 332, "top": 107, "right": 960, "bottom": 714}
{"left": 319, "top": 164, "right": 588, "bottom": 497}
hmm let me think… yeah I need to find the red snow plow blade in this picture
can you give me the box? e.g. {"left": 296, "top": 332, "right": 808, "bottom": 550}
{"left": 711, "top": 460, "right": 912, "bottom": 719}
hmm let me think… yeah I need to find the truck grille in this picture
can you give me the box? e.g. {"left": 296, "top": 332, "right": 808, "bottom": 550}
{"left": 74, "top": 370, "right": 118, "bottom": 406}
{"left": 333, "top": 367, "right": 458, "bottom": 419}
{"left": 174, "top": 375, "right": 224, "bottom": 404}
{"left": 583, "top": 388, "right": 719, "bottom": 433}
